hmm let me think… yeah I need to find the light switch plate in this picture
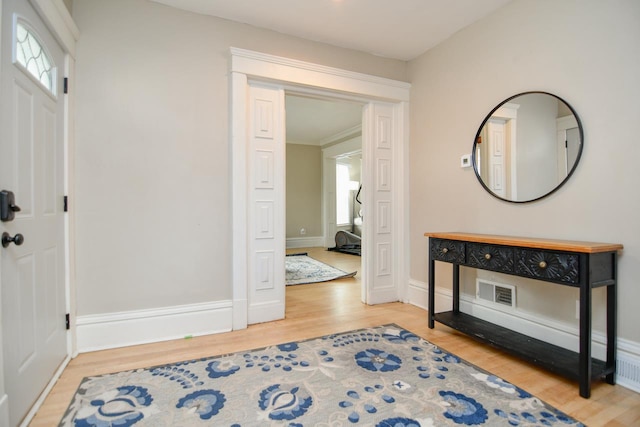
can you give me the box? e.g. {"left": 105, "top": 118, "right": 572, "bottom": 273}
{"left": 460, "top": 154, "right": 472, "bottom": 168}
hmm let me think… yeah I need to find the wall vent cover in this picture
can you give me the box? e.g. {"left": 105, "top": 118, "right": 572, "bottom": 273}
{"left": 476, "top": 279, "right": 516, "bottom": 308}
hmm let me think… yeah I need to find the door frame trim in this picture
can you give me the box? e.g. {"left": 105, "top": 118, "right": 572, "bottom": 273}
{"left": 230, "top": 47, "right": 411, "bottom": 329}
{"left": 28, "top": 0, "right": 79, "bottom": 354}
{"left": 29, "top": 0, "right": 79, "bottom": 58}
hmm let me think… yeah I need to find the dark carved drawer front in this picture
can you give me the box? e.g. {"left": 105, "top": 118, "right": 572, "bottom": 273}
{"left": 430, "top": 239, "right": 465, "bottom": 263}
{"left": 514, "top": 249, "right": 579, "bottom": 284}
{"left": 467, "top": 243, "right": 514, "bottom": 273}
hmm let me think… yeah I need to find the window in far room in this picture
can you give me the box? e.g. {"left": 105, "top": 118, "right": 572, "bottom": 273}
{"left": 336, "top": 162, "right": 351, "bottom": 226}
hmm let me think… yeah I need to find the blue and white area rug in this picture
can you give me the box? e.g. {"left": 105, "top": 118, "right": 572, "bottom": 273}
{"left": 286, "top": 253, "right": 356, "bottom": 285}
{"left": 60, "top": 325, "right": 584, "bottom": 426}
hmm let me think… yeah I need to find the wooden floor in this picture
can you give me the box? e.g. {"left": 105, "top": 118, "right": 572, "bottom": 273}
{"left": 30, "top": 248, "right": 640, "bottom": 426}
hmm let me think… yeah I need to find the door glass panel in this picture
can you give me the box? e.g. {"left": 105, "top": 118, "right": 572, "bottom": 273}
{"left": 15, "top": 21, "right": 55, "bottom": 94}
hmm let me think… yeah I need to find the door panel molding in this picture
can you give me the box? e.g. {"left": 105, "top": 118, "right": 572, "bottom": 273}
{"left": 363, "top": 102, "right": 399, "bottom": 304}
{"left": 246, "top": 83, "right": 285, "bottom": 324}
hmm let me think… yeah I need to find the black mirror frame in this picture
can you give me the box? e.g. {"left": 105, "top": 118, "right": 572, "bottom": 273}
{"left": 471, "top": 91, "right": 584, "bottom": 203}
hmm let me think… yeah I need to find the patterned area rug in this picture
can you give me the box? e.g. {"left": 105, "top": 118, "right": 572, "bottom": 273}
{"left": 60, "top": 325, "right": 584, "bottom": 426}
{"left": 285, "top": 253, "right": 356, "bottom": 285}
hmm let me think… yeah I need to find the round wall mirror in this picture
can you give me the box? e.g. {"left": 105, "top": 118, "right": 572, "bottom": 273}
{"left": 472, "top": 92, "right": 583, "bottom": 203}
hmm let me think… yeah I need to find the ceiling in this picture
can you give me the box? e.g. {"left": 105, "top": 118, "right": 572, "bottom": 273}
{"left": 150, "top": 0, "right": 512, "bottom": 145}
{"left": 285, "top": 95, "right": 362, "bottom": 145}
{"left": 151, "top": 0, "right": 511, "bottom": 61}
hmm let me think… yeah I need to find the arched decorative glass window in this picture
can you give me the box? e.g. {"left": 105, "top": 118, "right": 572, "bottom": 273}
{"left": 14, "top": 20, "right": 56, "bottom": 94}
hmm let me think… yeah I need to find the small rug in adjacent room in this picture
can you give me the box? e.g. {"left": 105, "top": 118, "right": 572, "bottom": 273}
{"left": 285, "top": 253, "right": 357, "bottom": 285}
{"left": 60, "top": 324, "right": 585, "bottom": 426}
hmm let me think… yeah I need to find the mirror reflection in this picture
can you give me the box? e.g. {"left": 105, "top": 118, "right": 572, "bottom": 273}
{"left": 472, "top": 92, "right": 583, "bottom": 203}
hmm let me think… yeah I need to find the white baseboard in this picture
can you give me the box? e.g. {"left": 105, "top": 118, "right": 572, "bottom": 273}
{"left": 406, "top": 279, "right": 640, "bottom": 394}
{"left": 76, "top": 300, "right": 233, "bottom": 353}
{"left": 247, "top": 300, "right": 285, "bottom": 325}
{"left": 407, "top": 279, "right": 428, "bottom": 310}
{"left": 407, "top": 279, "right": 450, "bottom": 313}
{"left": 286, "top": 236, "right": 325, "bottom": 249}
{"left": 233, "top": 298, "right": 248, "bottom": 330}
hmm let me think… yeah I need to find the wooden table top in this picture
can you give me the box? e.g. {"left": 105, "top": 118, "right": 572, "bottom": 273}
{"left": 424, "top": 232, "right": 623, "bottom": 254}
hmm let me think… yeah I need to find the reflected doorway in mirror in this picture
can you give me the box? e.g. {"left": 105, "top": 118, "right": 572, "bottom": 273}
{"left": 472, "top": 92, "right": 583, "bottom": 203}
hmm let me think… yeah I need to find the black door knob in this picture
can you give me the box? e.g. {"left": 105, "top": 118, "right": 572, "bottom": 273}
{"left": 2, "top": 232, "right": 24, "bottom": 248}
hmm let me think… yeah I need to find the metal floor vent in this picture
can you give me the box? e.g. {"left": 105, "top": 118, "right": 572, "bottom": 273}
{"left": 476, "top": 279, "right": 516, "bottom": 308}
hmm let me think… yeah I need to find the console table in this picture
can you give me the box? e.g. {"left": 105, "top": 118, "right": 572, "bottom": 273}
{"left": 425, "top": 232, "right": 623, "bottom": 398}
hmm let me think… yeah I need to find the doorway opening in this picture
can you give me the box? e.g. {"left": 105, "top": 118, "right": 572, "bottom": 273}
{"left": 284, "top": 93, "right": 363, "bottom": 296}
{"left": 231, "top": 47, "right": 410, "bottom": 330}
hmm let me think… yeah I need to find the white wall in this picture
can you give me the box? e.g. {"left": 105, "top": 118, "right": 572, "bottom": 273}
{"left": 72, "top": 0, "right": 407, "bottom": 317}
{"left": 408, "top": 0, "right": 640, "bottom": 343}
{"left": 71, "top": 0, "right": 640, "bottom": 352}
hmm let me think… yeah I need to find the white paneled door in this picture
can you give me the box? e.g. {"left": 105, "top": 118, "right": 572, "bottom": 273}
{"left": 247, "top": 82, "right": 286, "bottom": 324}
{"left": 0, "top": 0, "right": 67, "bottom": 424}
{"left": 363, "top": 102, "right": 399, "bottom": 305}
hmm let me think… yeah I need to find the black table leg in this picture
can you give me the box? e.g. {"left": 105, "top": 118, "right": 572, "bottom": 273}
{"left": 579, "top": 282, "right": 592, "bottom": 398}
{"left": 428, "top": 256, "right": 435, "bottom": 329}
{"left": 453, "top": 264, "right": 460, "bottom": 313}
{"left": 606, "top": 253, "right": 617, "bottom": 384}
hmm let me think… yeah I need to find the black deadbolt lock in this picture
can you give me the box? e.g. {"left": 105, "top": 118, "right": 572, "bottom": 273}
{"left": 0, "top": 190, "right": 21, "bottom": 222}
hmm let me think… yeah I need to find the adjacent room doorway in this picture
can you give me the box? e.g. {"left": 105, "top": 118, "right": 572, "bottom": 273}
{"left": 230, "top": 48, "right": 410, "bottom": 329}
{"left": 284, "top": 93, "right": 363, "bottom": 252}
{"left": 284, "top": 94, "right": 363, "bottom": 298}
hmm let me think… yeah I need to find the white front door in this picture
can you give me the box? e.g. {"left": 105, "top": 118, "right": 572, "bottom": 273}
{"left": 0, "top": 0, "right": 67, "bottom": 424}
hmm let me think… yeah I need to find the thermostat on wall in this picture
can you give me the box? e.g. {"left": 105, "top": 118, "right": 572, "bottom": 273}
{"left": 460, "top": 154, "right": 472, "bottom": 168}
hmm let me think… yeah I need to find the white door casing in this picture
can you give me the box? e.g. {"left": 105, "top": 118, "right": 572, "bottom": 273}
{"left": 246, "top": 82, "right": 286, "bottom": 324}
{"left": 230, "top": 48, "right": 410, "bottom": 328}
{"left": 0, "top": 1, "right": 68, "bottom": 424}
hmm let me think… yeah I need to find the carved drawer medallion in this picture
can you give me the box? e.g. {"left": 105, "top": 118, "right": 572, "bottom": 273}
{"left": 514, "top": 249, "right": 579, "bottom": 284}
{"left": 430, "top": 239, "right": 465, "bottom": 263}
{"left": 467, "top": 243, "right": 514, "bottom": 273}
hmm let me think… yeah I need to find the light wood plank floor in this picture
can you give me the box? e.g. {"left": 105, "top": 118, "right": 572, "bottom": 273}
{"left": 30, "top": 248, "right": 640, "bottom": 426}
